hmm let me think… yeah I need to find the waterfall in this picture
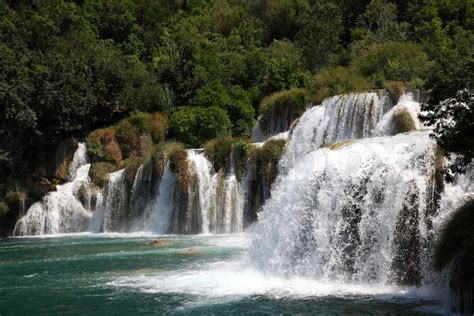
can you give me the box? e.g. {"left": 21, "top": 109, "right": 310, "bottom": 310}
{"left": 279, "top": 92, "right": 393, "bottom": 173}
{"left": 14, "top": 144, "right": 92, "bottom": 236}
{"left": 68, "top": 143, "right": 88, "bottom": 180}
{"left": 250, "top": 131, "right": 440, "bottom": 285}
{"left": 102, "top": 169, "right": 128, "bottom": 232}
{"left": 140, "top": 163, "right": 176, "bottom": 234}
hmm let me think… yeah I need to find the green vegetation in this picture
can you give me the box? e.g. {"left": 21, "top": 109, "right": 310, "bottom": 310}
{"left": 168, "top": 106, "right": 231, "bottom": 148}
{"left": 89, "top": 163, "right": 118, "bottom": 187}
{"left": 249, "top": 139, "right": 287, "bottom": 184}
{"left": 204, "top": 137, "right": 251, "bottom": 178}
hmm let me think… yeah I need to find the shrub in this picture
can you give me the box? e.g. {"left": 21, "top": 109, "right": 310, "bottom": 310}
{"left": 204, "top": 137, "right": 251, "bottom": 178}
{"left": 168, "top": 106, "right": 231, "bottom": 148}
{"left": 89, "top": 162, "right": 118, "bottom": 187}
{"left": 352, "top": 41, "right": 430, "bottom": 87}
{"left": 190, "top": 82, "right": 255, "bottom": 137}
{"left": 310, "top": 67, "right": 370, "bottom": 103}
{"left": 150, "top": 112, "right": 167, "bottom": 143}
{"left": 115, "top": 119, "right": 140, "bottom": 159}
{"left": 86, "top": 128, "right": 122, "bottom": 164}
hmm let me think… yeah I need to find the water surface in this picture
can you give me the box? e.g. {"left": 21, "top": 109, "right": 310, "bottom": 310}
{"left": 0, "top": 234, "right": 442, "bottom": 315}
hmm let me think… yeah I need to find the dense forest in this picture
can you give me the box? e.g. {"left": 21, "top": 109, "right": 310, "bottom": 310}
{"left": 0, "top": 0, "right": 472, "bottom": 228}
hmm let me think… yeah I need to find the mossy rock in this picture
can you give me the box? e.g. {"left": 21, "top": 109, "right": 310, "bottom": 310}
{"left": 249, "top": 139, "right": 287, "bottom": 183}
{"left": 258, "top": 88, "right": 309, "bottom": 132}
{"left": 153, "top": 142, "right": 188, "bottom": 191}
{"left": 434, "top": 199, "right": 474, "bottom": 314}
{"left": 391, "top": 107, "right": 416, "bottom": 135}
{"left": 54, "top": 142, "right": 78, "bottom": 182}
{"left": 121, "top": 158, "right": 145, "bottom": 187}
{"left": 89, "top": 162, "right": 119, "bottom": 187}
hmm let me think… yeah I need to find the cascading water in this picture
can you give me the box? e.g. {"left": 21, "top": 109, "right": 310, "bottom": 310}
{"left": 102, "top": 169, "right": 128, "bottom": 232}
{"left": 250, "top": 132, "right": 439, "bottom": 284}
{"left": 279, "top": 91, "right": 394, "bottom": 173}
{"left": 14, "top": 143, "right": 93, "bottom": 236}
{"left": 248, "top": 91, "right": 455, "bottom": 289}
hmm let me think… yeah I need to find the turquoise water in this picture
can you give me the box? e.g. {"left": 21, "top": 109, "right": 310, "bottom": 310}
{"left": 0, "top": 234, "right": 442, "bottom": 315}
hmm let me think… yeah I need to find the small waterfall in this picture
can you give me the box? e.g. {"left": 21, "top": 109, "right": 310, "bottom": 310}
{"left": 102, "top": 169, "right": 128, "bottom": 232}
{"left": 68, "top": 143, "right": 88, "bottom": 180}
{"left": 250, "top": 131, "right": 440, "bottom": 285}
{"left": 141, "top": 163, "right": 176, "bottom": 234}
{"left": 129, "top": 164, "right": 154, "bottom": 221}
{"left": 14, "top": 144, "right": 92, "bottom": 236}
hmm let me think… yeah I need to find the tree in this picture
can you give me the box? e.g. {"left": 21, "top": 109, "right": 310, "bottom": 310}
{"left": 420, "top": 89, "right": 474, "bottom": 176}
{"left": 296, "top": 1, "right": 343, "bottom": 72}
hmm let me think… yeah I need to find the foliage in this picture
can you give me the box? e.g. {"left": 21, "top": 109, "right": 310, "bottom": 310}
{"left": 203, "top": 136, "right": 251, "bottom": 176}
{"left": 190, "top": 81, "right": 255, "bottom": 137}
{"left": 420, "top": 89, "right": 474, "bottom": 176}
{"left": 352, "top": 42, "right": 430, "bottom": 88}
{"left": 86, "top": 128, "right": 122, "bottom": 164}
{"left": 168, "top": 106, "right": 231, "bottom": 148}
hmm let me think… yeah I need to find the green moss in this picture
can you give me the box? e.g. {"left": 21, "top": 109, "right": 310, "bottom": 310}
{"left": 89, "top": 162, "right": 119, "bottom": 187}
{"left": 258, "top": 88, "right": 309, "bottom": 130}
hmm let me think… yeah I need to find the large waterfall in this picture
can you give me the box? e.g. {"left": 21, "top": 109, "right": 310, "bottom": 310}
{"left": 13, "top": 88, "right": 467, "bottom": 279}
{"left": 250, "top": 131, "right": 438, "bottom": 285}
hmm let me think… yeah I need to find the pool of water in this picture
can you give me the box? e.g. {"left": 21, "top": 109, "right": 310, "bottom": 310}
{"left": 0, "top": 233, "right": 444, "bottom": 315}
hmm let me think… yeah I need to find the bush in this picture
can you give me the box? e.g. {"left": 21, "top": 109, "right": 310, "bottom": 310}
{"left": 310, "top": 67, "right": 370, "bottom": 103}
{"left": 115, "top": 119, "right": 140, "bottom": 159}
{"left": 86, "top": 128, "right": 123, "bottom": 164}
{"left": 353, "top": 41, "right": 430, "bottom": 87}
{"left": 168, "top": 106, "right": 231, "bottom": 148}
{"left": 190, "top": 82, "right": 255, "bottom": 137}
